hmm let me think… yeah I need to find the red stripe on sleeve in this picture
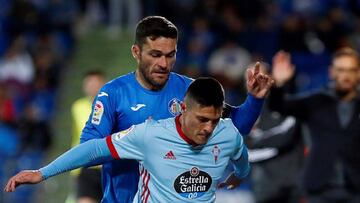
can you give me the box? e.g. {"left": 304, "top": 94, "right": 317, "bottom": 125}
{"left": 106, "top": 136, "right": 120, "bottom": 159}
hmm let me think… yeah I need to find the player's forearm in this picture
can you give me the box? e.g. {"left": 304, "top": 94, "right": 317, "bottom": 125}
{"left": 230, "top": 94, "right": 264, "bottom": 135}
{"left": 39, "top": 138, "right": 112, "bottom": 180}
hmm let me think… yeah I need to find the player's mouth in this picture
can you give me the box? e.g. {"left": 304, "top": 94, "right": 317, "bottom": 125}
{"left": 153, "top": 71, "right": 169, "bottom": 78}
{"left": 198, "top": 133, "right": 211, "bottom": 139}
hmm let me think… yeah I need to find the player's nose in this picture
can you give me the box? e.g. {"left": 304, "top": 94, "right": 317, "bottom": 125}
{"left": 203, "top": 123, "right": 216, "bottom": 134}
{"left": 158, "top": 55, "right": 167, "bottom": 68}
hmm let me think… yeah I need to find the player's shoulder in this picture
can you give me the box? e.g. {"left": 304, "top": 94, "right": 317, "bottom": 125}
{"left": 136, "top": 117, "right": 175, "bottom": 139}
{"left": 218, "top": 118, "right": 241, "bottom": 136}
{"left": 215, "top": 118, "right": 243, "bottom": 147}
{"left": 219, "top": 118, "right": 236, "bottom": 127}
{"left": 96, "top": 72, "right": 136, "bottom": 99}
{"left": 169, "top": 72, "right": 193, "bottom": 86}
{"left": 104, "top": 72, "right": 135, "bottom": 89}
{"left": 144, "top": 117, "right": 175, "bottom": 128}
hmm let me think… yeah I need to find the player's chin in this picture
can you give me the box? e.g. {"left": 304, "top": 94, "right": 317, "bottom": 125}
{"left": 153, "top": 76, "right": 169, "bottom": 86}
{"left": 195, "top": 135, "right": 209, "bottom": 145}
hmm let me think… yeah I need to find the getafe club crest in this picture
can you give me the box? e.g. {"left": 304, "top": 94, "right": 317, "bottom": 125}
{"left": 211, "top": 145, "right": 221, "bottom": 164}
{"left": 168, "top": 98, "right": 182, "bottom": 116}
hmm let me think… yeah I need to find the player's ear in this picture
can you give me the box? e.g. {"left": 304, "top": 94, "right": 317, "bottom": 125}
{"left": 180, "top": 102, "right": 186, "bottom": 113}
{"left": 131, "top": 44, "right": 141, "bottom": 61}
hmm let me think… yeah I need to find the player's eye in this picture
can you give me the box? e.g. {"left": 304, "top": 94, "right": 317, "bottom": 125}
{"left": 150, "top": 53, "right": 162, "bottom": 57}
{"left": 198, "top": 117, "right": 209, "bottom": 123}
{"left": 166, "top": 52, "right": 175, "bottom": 58}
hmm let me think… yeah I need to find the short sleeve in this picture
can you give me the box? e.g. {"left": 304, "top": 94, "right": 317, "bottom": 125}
{"left": 106, "top": 122, "right": 147, "bottom": 161}
{"left": 81, "top": 85, "right": 116, "bottom": 142}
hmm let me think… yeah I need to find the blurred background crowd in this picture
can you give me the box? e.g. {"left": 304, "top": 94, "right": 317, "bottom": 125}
{"left": 1, "top": 0, "right": 360, "bottom": 203}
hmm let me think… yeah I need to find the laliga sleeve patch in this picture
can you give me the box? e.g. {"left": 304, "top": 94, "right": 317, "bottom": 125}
{"left": 173, "top": 167, "right": 212, "bottom": 200}
{"left": 114, "top": 125, "right": 134, "bottom": 141}
{"left": 91, "top": 100, "right": 104, "bottom": 125}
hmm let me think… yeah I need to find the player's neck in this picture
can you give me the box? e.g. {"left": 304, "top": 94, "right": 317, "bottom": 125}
{"left": 178, "top": 115, "right": 196, "bottom": 145}
{"left": 135, "top": 70, "right": 163, "bottom": 91}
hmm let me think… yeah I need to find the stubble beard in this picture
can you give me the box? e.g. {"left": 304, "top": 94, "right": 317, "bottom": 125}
{"left": 138, "top": 62, "right": 169, "bottom": 91}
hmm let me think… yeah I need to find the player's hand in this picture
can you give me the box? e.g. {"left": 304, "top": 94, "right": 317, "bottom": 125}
{"left": 217, "top": 172, "right": 243, "bottom": 190}
{"left": 246, "top": 62, "right": 274, "bottom": 98}
{"left": 4, "top": 170, "right": 43, "bottom": 192}
{"left": 272, "top": 51, "right": 295, "bottom": 87}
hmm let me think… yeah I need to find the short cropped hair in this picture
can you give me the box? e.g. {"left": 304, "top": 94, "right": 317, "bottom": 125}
{"left": 135, "top": 16, "right": 178, "bottom": 47}
{"left": 185, "top": 77, "right": 224, "bottom": 108}
{"left": 332, "top": 47, "right": 360, "bottom": 66}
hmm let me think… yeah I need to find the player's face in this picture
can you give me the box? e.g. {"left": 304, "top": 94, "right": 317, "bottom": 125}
{"left": 83, "top": 75, "right": 105, "bottom": 99}
{"left": 330, "top": 56, "right": 360, "bottom": 94}
{"left": 133, "top": 37, "right": 177, "bottom": 90}
{"left": 182, "top": 104, "right": 222, "bottom": 145}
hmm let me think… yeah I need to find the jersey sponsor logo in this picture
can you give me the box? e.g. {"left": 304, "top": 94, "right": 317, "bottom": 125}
{"left": 98, "top": 92, "right": 108, "bottom": 97}
{"left": 168, "top": 98, "right": 182, "bottom": 116}
{"left": 164, "top": 150, "right": 176, "bottom": 160}
{"left": 173, "top": 167, "right": 212, "bottom": 199}
{"left": 91, "top": 101, "right": 104, "bottom": 125}
{"left": 211, "top": 145, "right": 221, "bottom": 164}
{"left": 131, "top": 104, "right": 146, "bottom": 111}
{"left": 114, "top": 125, "right": 134, "bottom": 141}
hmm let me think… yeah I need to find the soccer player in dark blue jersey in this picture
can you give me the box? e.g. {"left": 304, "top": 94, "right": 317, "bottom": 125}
{"left": 80, "top": 16, "right": 273, "bottom": 203}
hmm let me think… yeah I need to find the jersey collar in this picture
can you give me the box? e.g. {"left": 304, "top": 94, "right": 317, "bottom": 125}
{"left": 132, "top": 71, "right": 172, "bottom": 95}
{"left": 175, "top": 115, "right": 198, "bottom": 146}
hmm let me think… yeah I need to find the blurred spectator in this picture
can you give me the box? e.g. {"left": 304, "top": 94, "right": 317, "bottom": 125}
{"left": 208, "top": 39, "right": 251, "bottom": 82}
{"left": 0, "top": 35, "right": 35, "bottom": 86}
{"left": 315, "top": 7, "right": 352, "bottom": 52}
{"left": 218, "top": 2, "right": 247, "bottom": 43}
{"left": 33, "top": 47, "right": 60, "bottom": 89}
{"left": 179, "top": 16, "right": 215, "bottom": 78}
{"left": 0, "top": 83, "right": 16, "bottom": 124}
{"left": 108, "top": 0, "right": 142, "bottom": 36}
{"left": 68, "top": 71, "right": 106, "bottom": 203}
{"left": 269, "top": 48, "right": 360, "bottom": 203}
{"left": 17, "top": 76, "right": 55, "bottom": 152}
{"left": 0, "top": 83, "right": 18, "bottom": 202}
{"left": 208, "top": 39, "right": 251, "bottom": 104}
{"left": 47, "top": 0, "right": 77, "bottom": 58}
{"left": 278, "top": 14, "right": 308, "bottom": 53}
{"left": 1, "top": 0, "right": 75, "bottom": 202}
{"left": 246, "top": 62, "right": 304, "bottom": 203}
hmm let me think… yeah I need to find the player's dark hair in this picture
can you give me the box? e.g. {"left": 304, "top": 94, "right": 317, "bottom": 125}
{"left": 135, "top": 16, "right": 178, "bottom": 47}
{"left": 185, "top": 77, "right": 224, "bottom": 108}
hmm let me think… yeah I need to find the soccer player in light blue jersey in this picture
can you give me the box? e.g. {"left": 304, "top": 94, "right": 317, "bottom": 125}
{"left": 5, "top": 78, "right": 251, "bottom": 203}
{"left": 78, "top": 16, "right": 273, "bottom": 203}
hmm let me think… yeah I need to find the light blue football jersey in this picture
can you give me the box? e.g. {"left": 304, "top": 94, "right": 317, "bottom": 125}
{"left": 81, "top": 72, "right": 192, "bottom": 203}
{"left": 106, "top": 116, "right": 250, "bottom": 203}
